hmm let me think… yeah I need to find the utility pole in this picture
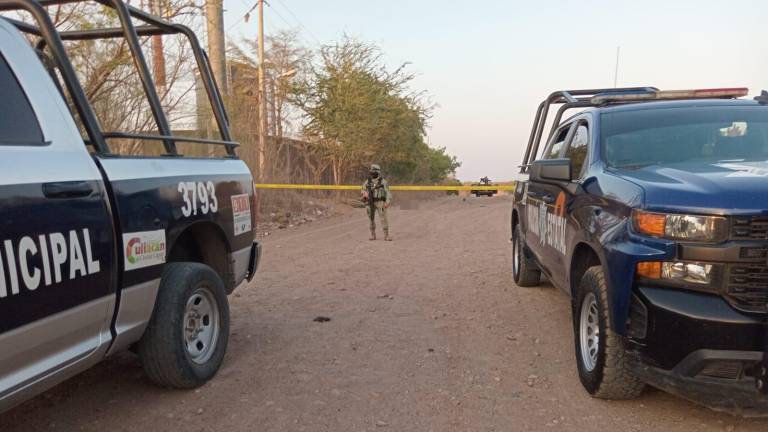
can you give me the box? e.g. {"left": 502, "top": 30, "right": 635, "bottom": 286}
{"left": 204, "top": 0, "right": 227, "bottom": 155}
{"left": 275, "top": 70, "right": 297, "bottom": 181}
{"left": 140, "top": 0, "right": 166, "bottom": 88}
{"left": 150, "top": 0, "right": 166, "bottom": 89}
{"left": 257, "top": 0, "right": 268, "bottom": 181}
{"left": 205, "top": 0, "right": 228, "bottom": 95}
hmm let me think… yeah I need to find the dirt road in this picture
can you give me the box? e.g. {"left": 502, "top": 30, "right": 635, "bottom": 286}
{"left": 2, "top": 196, "right": 766, "bottom": 431}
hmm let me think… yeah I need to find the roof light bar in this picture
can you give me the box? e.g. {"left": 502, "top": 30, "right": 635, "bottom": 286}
{"left": 591, "top": 87, "right": 749, "bottom": 105}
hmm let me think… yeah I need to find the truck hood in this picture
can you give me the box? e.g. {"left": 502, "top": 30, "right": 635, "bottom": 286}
{"left": 610, "top": 160, "right": 768, "bottom": 215}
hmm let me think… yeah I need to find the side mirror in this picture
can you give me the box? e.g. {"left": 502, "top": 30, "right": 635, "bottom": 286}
{"left": 530, "top": 158, "right": 572, "bottom": 183}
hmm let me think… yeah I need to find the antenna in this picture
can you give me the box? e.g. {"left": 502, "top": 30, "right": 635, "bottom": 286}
{"left": 613, "top": 46, "right": 620, "bottom": 88}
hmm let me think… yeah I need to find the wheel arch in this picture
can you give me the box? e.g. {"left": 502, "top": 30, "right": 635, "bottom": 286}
{"left": 167, "top": 221, "right": 235, "bottom": 293}
{"left": 511, "top": 208, "right": 520, "bottom": 233}
{"left": 569, "top": 240, "right": 632, "bottom": 333}
{"left": 569, "top": 242, "right": 602, "bottom": 299}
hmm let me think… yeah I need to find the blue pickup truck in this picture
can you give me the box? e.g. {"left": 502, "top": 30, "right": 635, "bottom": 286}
{"left": 512, "top": 87, "right": 768, "bottom": 414}
{"left": 0, "top": 0, "right": 259, "bottom": 412}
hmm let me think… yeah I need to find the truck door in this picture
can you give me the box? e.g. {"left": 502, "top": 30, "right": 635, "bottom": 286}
{"left": 0, "top": 21, "right": 115, "bottom": 405}
{"left": 525, "top": 122, "right": 574, "bottom": 283}
{"left": 549, "top": 120, "right": 590, "bottom": 289}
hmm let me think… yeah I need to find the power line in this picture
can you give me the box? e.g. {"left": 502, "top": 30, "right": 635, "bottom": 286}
{"left": 266, "top": 4, "right": 296, "bottom": 32}
{"left": 226, "top": 0, "right": 259, "bottom": 32}
{"left": 262, "top": 1, "right": 320, "bottom": 47}
{"left": 226, "top": 0, "right": 321, "bottom": 47}
{"left": 271, "top": 0, "right": 322, "bottom": 45}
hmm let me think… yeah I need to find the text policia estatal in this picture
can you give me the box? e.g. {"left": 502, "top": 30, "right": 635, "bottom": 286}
{"left": 0, "top": 229, "right": 100, "bottom": 298}
{"left": 526, "top": 201, "right": 567, "bottom": 255}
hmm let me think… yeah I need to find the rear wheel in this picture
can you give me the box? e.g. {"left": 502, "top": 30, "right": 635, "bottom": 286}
{"left": 573, "top": 266, "right": 644, "bottom": 399}
{"left": 138, "top": 262, "right": 230, "bottom": 388}
{"left": 512, "top": 224, "right": 541, "bottom": 287}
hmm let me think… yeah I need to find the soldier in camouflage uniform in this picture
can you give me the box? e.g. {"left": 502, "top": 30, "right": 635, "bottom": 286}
{"left": 362, "top": 164, "right": 392, "bottom": 241}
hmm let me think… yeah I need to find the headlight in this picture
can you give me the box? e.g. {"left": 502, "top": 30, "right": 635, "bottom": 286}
{"left": 636, "top": 260, "right": 723, "bottom": 291}
{"left": 632, "top": 210, "right": 727, "bottom": 242}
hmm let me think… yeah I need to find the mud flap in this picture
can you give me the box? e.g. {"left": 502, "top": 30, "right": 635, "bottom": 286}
{"left": 246, "top": 241, "right": 261, "bottom": 282}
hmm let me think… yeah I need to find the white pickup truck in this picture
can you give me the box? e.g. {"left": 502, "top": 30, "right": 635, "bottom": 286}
{"left": 0, "top": 0, "right": 260, "bottom": 412}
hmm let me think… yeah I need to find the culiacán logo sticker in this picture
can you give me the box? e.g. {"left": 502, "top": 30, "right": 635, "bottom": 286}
{"left": 122, "top": 230, "right": 166, "bottom": 270}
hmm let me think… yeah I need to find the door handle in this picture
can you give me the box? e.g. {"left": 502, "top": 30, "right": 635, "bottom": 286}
{"left": 527, "top": 191, "right": 556, "bottom": 204}
{"left": 43, "top": 181, "right": 94, "bottom": 199}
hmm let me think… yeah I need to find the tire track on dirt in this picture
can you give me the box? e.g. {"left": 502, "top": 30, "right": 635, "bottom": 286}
{"left": 3, "top": 196, "right": 768, "bottom": 431}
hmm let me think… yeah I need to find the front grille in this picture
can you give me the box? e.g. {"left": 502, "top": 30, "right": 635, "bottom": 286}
{"left": 731, "top": 216, "right": 768, "bottom": 240}
{"left": 725, "top": 263, "right": 768, "bottom": 313}
{"left": 740, "top": 246, "right": 768, "bottom": 260}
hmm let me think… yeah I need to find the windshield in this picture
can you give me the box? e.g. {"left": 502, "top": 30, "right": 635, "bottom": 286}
{"left": 600, "top": 105, "right": 768, "bottom": 168}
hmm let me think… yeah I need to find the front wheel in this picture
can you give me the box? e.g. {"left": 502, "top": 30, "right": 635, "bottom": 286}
{"left": 138, "top": 262, "right": 230, "bottom": 388}
{"left": 573, "top": 266, "right": 644, "bottom": 399}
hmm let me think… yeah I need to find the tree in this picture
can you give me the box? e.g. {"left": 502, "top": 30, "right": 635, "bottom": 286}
{"left": 18, "top": 2, "right": 207, "bottom": 155}
{"left": 292, "top": 36, "right": 454, "bottom": 185}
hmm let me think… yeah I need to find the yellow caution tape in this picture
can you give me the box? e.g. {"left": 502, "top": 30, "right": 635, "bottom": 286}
{"left": 255, "top": 184, "right": 360, "bottom": 190}
{"left": 390, "top": 185, "right": 514, "bottom": 191}
{"left": 255, "top": 183, "right": 515, "bottom": 191}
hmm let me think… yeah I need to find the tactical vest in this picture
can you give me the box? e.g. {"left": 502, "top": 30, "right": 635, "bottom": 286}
{"left": 366, "top": 178, "right": 387, "bottom": 201}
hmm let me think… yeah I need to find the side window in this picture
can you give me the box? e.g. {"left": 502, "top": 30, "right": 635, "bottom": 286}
{"left": 0, "top": 53, "right": 44, "bottom": 145}
{"left": 543, "top": 125, "right": 571, "bottom": 159}
{"left": 566, "top": 122, "right": 589, "bottom": 178}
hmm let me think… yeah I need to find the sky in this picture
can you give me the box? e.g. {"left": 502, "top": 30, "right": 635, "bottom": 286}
{"left": 223, "top": 0, "right": 768, "bottom": 182}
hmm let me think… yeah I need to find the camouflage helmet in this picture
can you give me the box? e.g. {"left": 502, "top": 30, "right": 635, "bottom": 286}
{"left": 369, "top": 164, "right": 381, "bottom": 172}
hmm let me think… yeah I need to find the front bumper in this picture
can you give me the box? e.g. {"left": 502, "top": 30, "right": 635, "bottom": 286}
{"left": 630, "top": 285, "right": 768, "bottom": 413}
{"left": 631, "top": 355, "right": 768, "bottom": 416}
{"left": 246, "top": 241, "right": 262, "bottom": 282}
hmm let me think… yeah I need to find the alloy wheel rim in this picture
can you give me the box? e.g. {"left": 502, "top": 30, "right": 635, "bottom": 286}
{"left": 579, "top": 292, "right": 600, "bottom": 372}
{"left": 183, "top": 287, "right": 220, "bottom": 365}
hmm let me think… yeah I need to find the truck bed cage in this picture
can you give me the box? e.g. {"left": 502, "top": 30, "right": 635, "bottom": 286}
{"left": 0, "top": 0, "right": 238, "bottom": 157}
{"left": 520, "top": 87, "right": 658, "bottom": 173}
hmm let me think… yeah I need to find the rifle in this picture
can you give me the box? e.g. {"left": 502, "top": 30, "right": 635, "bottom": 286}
{"left": 366, "top": 178, "right": 376, "bottom": 224}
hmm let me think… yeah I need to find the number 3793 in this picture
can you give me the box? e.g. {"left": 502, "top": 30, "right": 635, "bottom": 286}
{"left": 178, "top": 181, "right": 218, "bottom": 217}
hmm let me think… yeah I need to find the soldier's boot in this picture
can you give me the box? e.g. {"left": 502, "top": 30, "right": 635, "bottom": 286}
{"left": 369, "top": 228, "right": 376, "bottom": 241}
{"left": 384, "top": 229, "right": 392, "bottom": 241}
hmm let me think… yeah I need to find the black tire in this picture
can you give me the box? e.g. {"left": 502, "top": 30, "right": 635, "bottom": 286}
{"left": 573, "top": 266, "right": 645, "bottom": 399}
{"left": 138, "top": 262, "right": 230, "bottom": 389}
{"left": 512, "top": 224, "right": 541, "bottom": 287}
